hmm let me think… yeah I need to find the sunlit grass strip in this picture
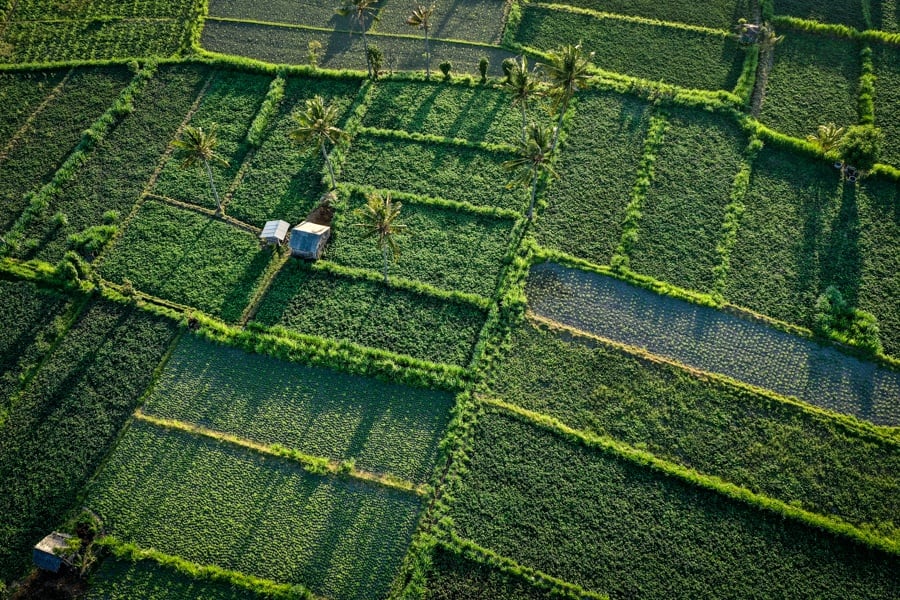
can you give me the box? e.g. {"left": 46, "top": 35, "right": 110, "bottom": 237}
{"left": 537, "top": 2, "right": 733, "bottom": 35}
{"left": 480, "top": 396, "right": 900, "bottom": 557}
{"left": 97, "top": 536, "right": 321, "bottom": 600}
{"left": 432, "top": 533, "right": 609, "bottom": 600}
{"left": 526, "top": 311, "right": 900, "bottom": 443}
{"left": 134, "top": 410, "right": 425, "bottom": 496}
{"left": 336, "top": 183, "right": 521, "bottom": 221}
{"left": 771, "top": 14, "right": 900, "bottom": 44}
{"left": 356, "top": 126, "right": 519, "bottom": 155}
{"left": 246, "top": 73, "right": 286, "bottom": 147}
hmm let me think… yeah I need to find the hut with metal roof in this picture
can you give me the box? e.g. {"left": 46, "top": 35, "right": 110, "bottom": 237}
{"left": 290, "top": 221, "right": 331, "bottom": 259}
{"left": 260, "top": 220, "right": 291, "bottom": 246}
{"left": 33, "top": 532, "right": 73, "bottom": 573}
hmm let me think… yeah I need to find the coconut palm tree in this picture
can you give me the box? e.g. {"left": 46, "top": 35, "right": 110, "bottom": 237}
{"left": 337, "top": 0, "right": 380, "bottom": 78}
{"left": 503, "top": 122, "right": 557, "bottom": 221}
{"left": 806, "top": 122, "right": 845, "bottom": 153}
{"left": 172, "top": 124, "right": 229, "bottom": 214}
{"left": 539, "top": 43, "right": 593, "bottom": 152}
{"left": 406, "top": 3, "right": 436, "bottom": 79}
{"left": 288, "top": 95, "right": 348, "bottom": 190}
{"left": 354, "top": 191, "right": 407, "bottom": 283}
{"left": 501, "top": 55, "right": 540, "bottom": 145}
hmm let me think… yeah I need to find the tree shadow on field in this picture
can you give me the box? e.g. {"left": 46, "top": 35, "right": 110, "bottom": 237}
{"left": 821, "top": 182, "right": 861, "bottom": 305}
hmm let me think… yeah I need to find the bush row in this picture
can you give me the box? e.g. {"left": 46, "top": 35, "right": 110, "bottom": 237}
{"left": 246, "top": 73, "right": 285, "bottom": 147}
{"left": 2, "top": 62, "right": 156, "bottom": 254}
{"left": 336, "top": 182, "right": 521, "bottom": 221}
{"left": 531, "top": 2, "right": 732, "bottom": 37}
{"left": 772, "top": 14, "right": 900, "bottom": 44}
{"left": 858, "top": 46, "right": 876, "bottom": 124}
{"left": 356, "top": 125, "right": 518, "bottom": 155}
{"left": 732, "top": 44, "right": 759, "bottom": 105}
{"left": 98, "top": 537, "right": 314, "bottom": 600}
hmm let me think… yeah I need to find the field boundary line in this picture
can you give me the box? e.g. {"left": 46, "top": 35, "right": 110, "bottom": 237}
{"left": 8, "top": 16, "right": 179, "bottom": 25}
{"left": 0, "top": 68, "right": 71, "bottom": 163}
{"left": 336, "top": 182, "right": 521, "bottom": 221}
{"left": 146, "top": 192, "right": 262, "bottom": 235}
{"left": 537, "top": 2, "right": 732, "bottom": 37}
{"left": 0, "top": 0, "right": 19, "bottom": 37}
{"left": 134, "top": 409, "right": 427, "bottom": 496}
{"left": 479, "top": 395, "right": 900, "bottom": 556}
{"left": 356, "top": 125, "right": 518, "bottom": 155}
{"left": 526, "top": 311, "right": 900, "bottom": 443}
{"left": 238, "top": 247, "right": 290, "bottom": 326}
{"left": 96, "top": 536, "right": 325, "bottom": 600}
{"left": 432, "top": 532, "right": 609, "bottom": 600}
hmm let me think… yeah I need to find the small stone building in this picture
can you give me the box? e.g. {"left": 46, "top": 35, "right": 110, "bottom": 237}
{"left": 33, "top": 532, "right": 73, "bottom": 573}
{"left": 290, "top": 221, "right": 331, "bottom": 259}
{"left": 260, "top": 220, "right": 291, "bottom": 246}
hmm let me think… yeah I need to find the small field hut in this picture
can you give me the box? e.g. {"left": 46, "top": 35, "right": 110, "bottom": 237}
{"left": 290, "top": 221, "right": 331, "bottom": 259}
{"left": 33, "top": 532, "right": 72, "bottom": 573}
{"left": 260, "top": 220, "right": 291, "bottom": 246}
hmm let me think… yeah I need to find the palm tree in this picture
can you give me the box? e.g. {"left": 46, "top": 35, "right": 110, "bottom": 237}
{"left": 406, "top": 3, "right": 436, "bottom": 79}
{"left": 288, "top": 95, "right": 348, "bottom": 190}
{"left": 539, "top": 43, "right": 593, "bottom": 152}
{"left": 337, "top": 0, "right": 380, "bottom": 78}
{"left": 501, "top": 55, "right": 540, "bottom": 145}
{"left": 354, "top": 191, "right": 407, "bottom": 283}
{"left": 503, "top": 122, "right": 557, "bottom": 221}
{"left": 806, "top": 122, "right": 845, "bottom": 153}
{"left": 172, "top": 124, "right": 229, "bottom": 214}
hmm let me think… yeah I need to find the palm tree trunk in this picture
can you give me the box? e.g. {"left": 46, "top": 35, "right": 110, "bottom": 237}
{"left": 322, "top": 143, "right": 337, "bottom": 189}
{"left": 382, "top": 245, "right": 390, "bottom": 283}
{"left": 527, "top": 169, "right": 538, "bottom": 220}
{"left": 204, "top": 159, "right": 222, "bottom": 214}
{"left": 520, "top": 101, "right": 528, "bottom": 146}
{"left": 424, "top": 28, "right": 430, "bottom": 79}
{"left": 550, "top": 93, "right": 569, "bottom": 153}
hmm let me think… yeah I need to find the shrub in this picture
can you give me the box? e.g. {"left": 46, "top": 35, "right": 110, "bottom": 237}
{"left": 501, "top": 57, "right": 516, "bottom": 80}
{"left": 479, "top": 56, "right": 489, "bottom": 83}
{"left": 439, "top": 61, "right": 452, "bottom": 79}
{"left": 367, "top": 44, "right": 383, "bottom": 79}
{"left": 815, "top": 286, "right": 882, "bottom": 354}
{"left": 838, "top": 124, "right": 883, "bottom": 172}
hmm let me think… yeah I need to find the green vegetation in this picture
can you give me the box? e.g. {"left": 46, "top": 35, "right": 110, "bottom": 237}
{"left": 487, "top": 318, "right": 900, "bottom": 539}
{"left": 87, "top": 420, "right": 422, "bottom": 600}
{"left": 449, "top": 408, "right": 900, "bottom": 599}
{"left": 536, "top": 91, "right": 650, "bottom": 264}
{"left": 253, "top": 264, "right": 486, "bottom": 365}
{"left": 514, "top": 6, "right": 745, "bottom": 91}
{"left": 13, "top": 0, "right": 194, "bottom": 19}
{"left": 628, "top": 109, "right": 747, "bottom": 292}
{"left": 0, "top": 299, "right": 175, "bottom": 582}
{"left": 0, "top": 279, "right": 68, "bottom": 416}
{"left": 142, "top": 333, "right": 453, "bottom": 483}
{"left": 526, "top": 262, "right": 900, "bottom": 425}
{"left": 378, "top": 0, "right": 506, "bottom": 43}
{"left": 0, "top": 67, "right": 131, "bottom": 233}
{"left": 339, "top": 135, "right": 523, "bottom": 212}
{"left": 873, "top": 44, "right": 900, "bottom": 167}
{"left": 774, "top": 0, "right": 868, "bottom": 30}
{"left": 99, "top": 200, "right": 272, "bottom": 322}
{"left": 872, "top": 0, "right": 900, "bottom": 31}
{"left": 226, "top": 76, "right": 360, "bottom": 226}
{"left": 759, "top": 29, "right": 860, "bottom": 138}
{"left": 328, "top": 191, "right": 513, "bottom": 297}
{"left": 154, "top": 70, "right": 271, "bottom": 210}
{"left": 20, "top": 65, "right": 208, "bottom": 262}
{"left": 531, "top": 0, "right": 750, "bottom": 30}
{"left": 207, "top": 0, "right": 353, "bottom": 29}
{"left": 0, "top": 70, "right": 65, "bottom": 145}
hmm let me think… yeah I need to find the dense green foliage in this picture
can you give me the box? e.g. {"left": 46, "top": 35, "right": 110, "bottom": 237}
{"left": 531, "top": 0, "right": 750, "bottom": 30}
{"left": 87, "top": 420, "right": 422, "bottom": 600}
{"left": 488, "top": 318, "right": 900, "bottom": 539}
{"left": 99, "top": 200, "right": 272, "bottom": 322}
{"left": 326, "top": 191, "right": 514, "bottom": 297}
{"left": 375, "top": 0, "right": 507, "bottom": 42}
{"left": 208, "top": 0, "right": 356, "bottom": 29}
{"left": 0, "top": 279, "right": 68, "bottom": 416}
{"left": 873, "top": 44, "right": 900, "bottom": 167}
{"left": 0, "top": 67, "right": 131, "bottom": 232}
{"left": 526, "top": 262, "right": 900, "bottom": 424}
{"left": 142, "top": 333, "right": 453, "bottom": 483}
{"left": 515, "top": 6, "right": 745, "bottom": 91}
{"left": 87, "top": 557, "right": 272, "bottom": 600}
{"left": 0, "top": 70, "right": 65, "bottom": 145}
{"left": 536, "top": 91, "right": 650, "bottom": 264}
{"left": 13, "top": 0, "right": 195, "bottom": 19}
{"left": 0, "top": 299, "right": 175, "bottom": 583}
{"left": 154, "top": 70, "right": 272, "bottom": 210}
{"left": 20, "top": 65, "right": 208, "bottom": 262}
{"left": 774, "top": 0, "right": 868, "bottom": 30}
{"left": 1, "top": 19, "right": 188, "bottom": 64}
{"left": 253, "top": 264, "right": 486, "bottom": 366}
{"left": 872, "top": 1, "right": 900, "bottom": 31}
{"left": 362, "top": 80, "right": 538, "bottom": 146}
{"left": 759, "top": 29, "right": 860, "bottom": 138}
{"left": 226, "top": 76, "right": 361, "bottom": 226}
{"left": 628, "top": 109, "right": 747, "bottom": 292}
{"left": 340, "top": 135, "right": 523, "bottom": 212}
{"left": 449, "top": 408, "right": 900, "bottom": 599}
{"left": 200, "top": 20, "right": 515, "bottom": 76}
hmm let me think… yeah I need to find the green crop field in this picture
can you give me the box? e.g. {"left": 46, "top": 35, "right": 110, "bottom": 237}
{"left": 515, "top": 5, "right": 745, "bottom": 91}
{"left": 759, "top": 29, "right": 860, "bottom": 139}
{"left": 99, "top": 199, "right": 272, "bottom": 322}
{"left": 628, "top": 108, "right": 747, "bottom": 292}
{"left": 253, "top": 264, "right": 486, "bottom": 366}
{"left": 527, "top": 262, "right": 900, "bottom": 425}
{"left": 142, "top": 333, "right": 454, "bottom": 483}
{"left": 225, "top": 76, "right": 361, "bottom": 227}
{"left": 449, "top": 408, "right": 900, "bottom": 599}
{"left": 87, "top": 420, "right": 422, "bottom": 600}
{"left": 488, "top": 318, "right": 900, "bottom": 539}
{"left": 1, "top": 1, "right": 899, "bottom": 598}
